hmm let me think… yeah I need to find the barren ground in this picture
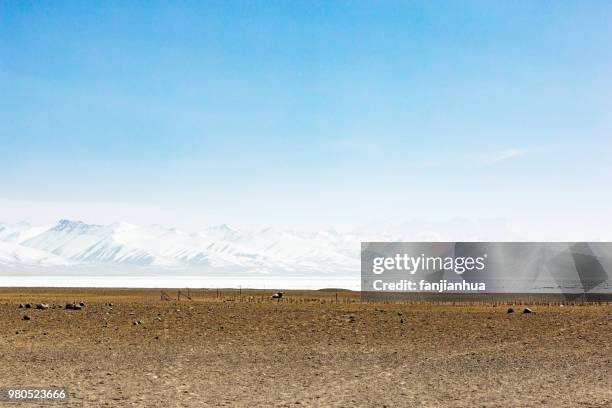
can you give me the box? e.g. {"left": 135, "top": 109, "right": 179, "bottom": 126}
{"left": 0, "top": 288, "right": 610, "bottom": 407}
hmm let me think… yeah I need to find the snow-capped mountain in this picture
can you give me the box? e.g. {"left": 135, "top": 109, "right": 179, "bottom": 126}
{"left": 0, "top": 222, "right": 51, "bottom": 243}
{"left": 0, "top": 218, "right": 519, "bottom": 276}
{"left": 0, "top": 240, "right": 71, "bottom": 267}
{"left": 0, "top": 219, "right": 362, "bottom": 275}
{"left": 23, "top": 220, "right": 160, "bottom": 266}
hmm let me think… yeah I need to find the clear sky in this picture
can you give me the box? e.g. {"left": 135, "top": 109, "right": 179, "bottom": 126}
{"left": 1, "top": 1, "right": 611, "bottom": 237}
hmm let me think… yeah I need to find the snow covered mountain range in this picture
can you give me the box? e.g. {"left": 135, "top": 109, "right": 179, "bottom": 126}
{"left": 0, "top": 220, "right": 362, "bottom": 275}
{"left": 0, "top": 219, "right": 518, "bottom": 276}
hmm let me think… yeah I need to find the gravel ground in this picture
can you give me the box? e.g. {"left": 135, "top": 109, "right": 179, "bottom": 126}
{"left": 0, "top": 288, "right": 610, "bottom": 407}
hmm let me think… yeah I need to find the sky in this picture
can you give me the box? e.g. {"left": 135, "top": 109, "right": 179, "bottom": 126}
{"left": 1, "top": 1, "right": 611, "bottom": 238}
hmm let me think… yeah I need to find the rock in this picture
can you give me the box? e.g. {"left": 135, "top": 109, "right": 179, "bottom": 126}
{"left": 523, "top": 308, "right": 532, "bottom": 314}
{"left": 22, "top": 315, "right": 31, "bottom": 321}
{"left": 138, "top": 320, "right": 144, "bottom": 325}
{"left": 65, "top": 303, "right": 83, "bottom": 310}
{"left": 24, "top": 303, "right": 33, "bottom": 309}
{"left": 36, "top": 303, "right": 49, "bottom": 310}
{"left": 507, "top": 308, "right": 514, "bottom": 314}
{"left": 18, "top": 304, "right": 25, "bottom": 308}
{"left": 79, "top": 302, "right": 86, "bottom": 307}
{"left": 397, "top": 312, "right": 403, "bottom": 316}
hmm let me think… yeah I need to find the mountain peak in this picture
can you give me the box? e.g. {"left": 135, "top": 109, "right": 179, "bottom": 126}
{"left": 54, "top": 219, "right": 96, "bottom": 232}
{"left": 207, "top": 224, "right": 239, "bottom": 233}
{"left": 57, "top": 219, "right": 83, "bottom": 226}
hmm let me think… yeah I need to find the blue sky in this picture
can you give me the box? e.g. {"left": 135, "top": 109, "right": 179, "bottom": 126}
{"left": 1, "top": 1, "right": 611, "bottom": 235}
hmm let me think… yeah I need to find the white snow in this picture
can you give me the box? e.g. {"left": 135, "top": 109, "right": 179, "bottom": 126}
{"left": 2, "top": 219, "right": 362, "bottom": 276}
{"left": 0, "top": 241, "right": 72, "bottom": 266}
{"left": 0, "top": 218, "right": 522, "bottom": 289}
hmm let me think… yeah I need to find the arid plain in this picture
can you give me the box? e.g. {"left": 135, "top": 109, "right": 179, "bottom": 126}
{"left": 0, "top": 288, "right": 610, "bottom": 407}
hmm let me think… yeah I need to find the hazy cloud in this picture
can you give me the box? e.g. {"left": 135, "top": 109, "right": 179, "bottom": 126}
{"left": 483, "top": 149, "right": 524, "bottom": 166}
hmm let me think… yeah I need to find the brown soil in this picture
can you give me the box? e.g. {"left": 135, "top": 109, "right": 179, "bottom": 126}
{"left": 0, "top": 288, "right": 610, "bottom": 407}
